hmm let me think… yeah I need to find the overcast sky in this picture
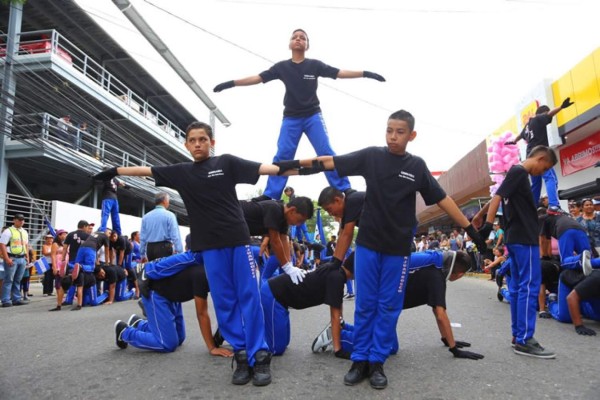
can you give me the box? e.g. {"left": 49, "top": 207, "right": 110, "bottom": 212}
{"left": 77, "top": 0, "right": 600, "bottom": 201}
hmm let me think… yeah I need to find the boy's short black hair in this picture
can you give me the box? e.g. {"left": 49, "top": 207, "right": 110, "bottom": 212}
{"left": 536, "top": 105, "right": 550, "bottom": 115}
{"left": 288, "top": 196, "right": 314, "bottom": 219}
{"left": 527, "top": 145, "right": 558, "bottom": 166}
{"left": 388, "top": 110, "right": 415, "bottom": 132}
{"left": 318, "top": 186, "right": 344, "bottom": 207}
{"left": 185, "top": 121, "right": 213, "bottom": 140}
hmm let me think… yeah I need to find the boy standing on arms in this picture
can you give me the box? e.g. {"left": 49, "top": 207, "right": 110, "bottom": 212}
{"left": 213, "top": 28, "right": 385, "bottom": 200}
{"left": 474, "top": 145, "right": 558, "bottom": 358}
{"left": 505, "top": 98, "right": 573, "bottom": 211}
{"left": 278, "top": 110, "right": 487, "bottom": 390}
{"left": 93, "top": 122, "right": 291, "bottom": 387}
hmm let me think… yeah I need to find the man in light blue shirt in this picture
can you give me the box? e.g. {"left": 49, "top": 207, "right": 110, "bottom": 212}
{"left": 140, "top": 192, "right": 183, "bottom": 261}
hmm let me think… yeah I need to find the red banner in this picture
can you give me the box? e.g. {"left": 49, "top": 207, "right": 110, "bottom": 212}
{"left": 559, "top": 130, "right": 600, "bottom": 176}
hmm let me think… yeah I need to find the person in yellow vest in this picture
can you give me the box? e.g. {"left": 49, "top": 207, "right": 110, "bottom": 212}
{"left": 0, "top": 214, "right": 30, "bottom": 307}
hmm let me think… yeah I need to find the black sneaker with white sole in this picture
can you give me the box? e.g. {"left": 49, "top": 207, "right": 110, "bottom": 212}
{"left": 127, "top": 314, "right": 143, "bottom": 328}
{"left": 114, "top": 320, "right": 129, "bottom": 349}
{"left": 513, "top": 338, "right": 555, "bottom": 359}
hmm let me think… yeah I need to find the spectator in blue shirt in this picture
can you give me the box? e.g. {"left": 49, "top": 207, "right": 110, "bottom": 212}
{"left": 140, "top": 192, "right": 183, "bottom": 262}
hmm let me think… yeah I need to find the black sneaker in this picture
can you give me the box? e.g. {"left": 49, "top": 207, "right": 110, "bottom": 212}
{"left": 127, "top": 314, "right": 143, "bottom": 328}
{"left": 48, "top": 305, "right": 61, "bottom": 311}
{"left": 2, "top": 303, "right": 13, "bottom": 308}
{"left": 251, "top": 194, "right": 271, "bottom": 202}
{"left": 232, "top": 350, "right": 251, "bottom": 385}
{"left": 547, "top": 206, "right": 568, "bottom": 216}
{"left": 252, "top": 350, "right": 272, "bottom": 386}
{"left": 513, "top": 338, "right": 555, "bottom": 359}
{"left": 136, "top": 263, "right": 152, "bottom": 299}
{"left": 369, "top": 362, "right": 388, "bottom": 390}
{"left": 343, "top": 361, "right": 369, "bottom": 386}
{"left": 343, "top": 188, "right": 358, "bottom": 197}
{"left": 213, "top": 328, "right": 224, "bottom": 348}
{"left": 114, "top": 320, "right": 129, "bottom": 349}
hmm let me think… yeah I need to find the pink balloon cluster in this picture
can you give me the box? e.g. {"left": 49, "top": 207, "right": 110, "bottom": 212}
{"left": 487, "top": 132, "right": 520, "bottom": 196}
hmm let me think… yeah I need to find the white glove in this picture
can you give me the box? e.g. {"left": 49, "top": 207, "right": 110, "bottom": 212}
{"left": 281, "top": 262, "right": 306, "bottom": 285}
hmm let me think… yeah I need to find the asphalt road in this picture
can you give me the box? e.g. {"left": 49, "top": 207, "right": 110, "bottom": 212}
{"left": 1, "top": 276, "right": 598, "bottom": 400}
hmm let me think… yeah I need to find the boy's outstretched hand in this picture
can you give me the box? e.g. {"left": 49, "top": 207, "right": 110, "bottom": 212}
{"left": 561, "top": 97, "right": 574, "bottom": 109}
{"left": 213, "top": 80, "right": 235, "bottom": 92}
{"left": 93, "top": 167, "right": 118, "bottom": 181}
{"left": 363, "top": 71, "right": 386, "bottom": 82}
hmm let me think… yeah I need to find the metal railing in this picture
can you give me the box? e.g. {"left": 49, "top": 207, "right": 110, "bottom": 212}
{"left": 1, "top": 29, "right": 186, "bottom": 143}
{"left": 11, "top": 112, "right": 164, "bottom": 168}
{"left": 0, "top": 192, "right": 53, "bottom": 259}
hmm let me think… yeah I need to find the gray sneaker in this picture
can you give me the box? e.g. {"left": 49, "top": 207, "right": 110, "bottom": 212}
{"left": 513, "top": 338, "right": 555, "bottom": 359}
{"left": 581, "top": 250, "right": 592, "bottom": 276}
{"left": 311, "top": 323, "right": 332, "bottom": 353}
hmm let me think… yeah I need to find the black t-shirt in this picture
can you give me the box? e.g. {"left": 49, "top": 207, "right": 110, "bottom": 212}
{"left": 240, "top": 200, "right": 288, "bottom": 236}
{"left": 496, "top": 165, "right": 539, "bottom": 245}
{"left": 259, "top": 58, "right": 339, "bottom": 117}
{"left": 81, "top": 232, "right": 110, "bottom": 251}
{"left": 520, "top": 114, "right": 553, "bottom": 154}
{"left": 268, "top": 264, "right": 346, "bottom": 309}
{"left": 102, "top": 178, "right": 119, "bottom": 200}
{"left": 64, "top": 230, "right": 90, "bottom": 261}
{"left": 334, "top": 147, "right": 446, "bottom": 255}
{"left": 152, "top": 264, "right": 209, "bottom": 302}
{"left": 152, "top": 155, "right": 261, "bottom": 251}
{"left": 341, "top": 190, "right": 365, "bottom": 229}
{"left": 402, "top": 266, "right": 446, "bottom": 310}
{"left": 110, "top": 235, "right": 131, "bottom": 255}
{"left": 541, "top": 214, "right": 586, "bottom": 239}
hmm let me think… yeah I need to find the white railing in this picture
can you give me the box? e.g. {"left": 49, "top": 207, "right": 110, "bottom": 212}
{"left": 12, "top": 112, "right": 165, "bottom": 168}
{"left": 1, "top": 29, "right": 186, "bottom": 143}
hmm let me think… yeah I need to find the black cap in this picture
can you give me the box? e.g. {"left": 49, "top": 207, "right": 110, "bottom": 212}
{"left": 13, "top": 213, "right": 25, "bottom": 220}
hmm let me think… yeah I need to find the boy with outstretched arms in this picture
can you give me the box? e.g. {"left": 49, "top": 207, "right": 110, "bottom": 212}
{"left": 505, "top": 98, "right": 574, "bottom": 211}
{"left": 277, "top": 110, "right": 487, "bottom": 390}
{"left": 213, "top": 28, "right": 385, "bottom": 200}
{"left": 93, "top": 121, "right": 297, "bottom": 387}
